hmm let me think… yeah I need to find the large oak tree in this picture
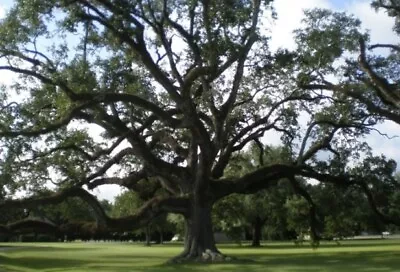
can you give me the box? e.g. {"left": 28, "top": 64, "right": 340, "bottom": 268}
{"left": 0, "top": 0, "right": 399, "bottom": 262}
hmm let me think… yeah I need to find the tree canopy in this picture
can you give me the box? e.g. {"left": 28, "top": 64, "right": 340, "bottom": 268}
{"left": 0, "top": 0, "right": 399, "bottom": 262}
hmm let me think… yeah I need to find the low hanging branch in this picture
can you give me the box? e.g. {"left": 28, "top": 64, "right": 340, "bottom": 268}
{"left": 0, "top": 186, "right": 190, "bottom": 235}
{"left": 358, "top": 181, "right": 400, "bottom": 226}
{"left": 5, "top": 219, "right": 58, "bottom": 234}
{"left": 87, "top": 170, "right": 147, "bottom": 190}
{"left": 212, "top": 164, "right": 300, "bottom": 198}
{"left": 288, "top": 176, "right": 320, "bottom": 241}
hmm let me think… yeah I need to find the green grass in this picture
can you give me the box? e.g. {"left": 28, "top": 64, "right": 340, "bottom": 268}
{"left": 1, "top": 240, "right": 400, "bottom": 272}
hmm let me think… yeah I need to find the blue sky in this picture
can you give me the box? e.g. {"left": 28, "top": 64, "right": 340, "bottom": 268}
{"left": 0, "top": 0, "right": 12, "bottom": 9}
{"left": 330, "top": 0, "right": 348, "bottom": 8}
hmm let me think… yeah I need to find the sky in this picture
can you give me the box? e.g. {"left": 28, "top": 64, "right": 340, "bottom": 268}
{"left": 0, "top": 0, "right": 399, "bottom": 202}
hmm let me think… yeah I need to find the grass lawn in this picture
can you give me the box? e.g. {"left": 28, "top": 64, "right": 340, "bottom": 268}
{"left": 0, "top": 239, "right": 400, "bottom": 272}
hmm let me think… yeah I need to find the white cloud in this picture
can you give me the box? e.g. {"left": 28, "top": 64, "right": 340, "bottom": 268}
{"left": 269, "top": 0, "right": 332, "bottom": 51}
{"left": 345, "top": 0, "right": 397, "bottom": 44}
{"left": 269, "top": 0, "right": 397, "bottom": 50}
{"left": 0, "top": 71, "right": 16, "bottom": 87}
{"left": 93, "top": 185, "right": 122, "bottom": 203}
{"left": 0, "top": 5, "right": 5, "bottom": 19}
{"left": 367, "top": 121, "right": 400, "bottom": 164}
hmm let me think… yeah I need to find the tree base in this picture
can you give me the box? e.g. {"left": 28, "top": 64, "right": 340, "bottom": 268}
{"left": 168, "top": 249, "right": 234, "bottom": 264}
{"left": 250, "top": 244, "right": 263, "bottom": 247}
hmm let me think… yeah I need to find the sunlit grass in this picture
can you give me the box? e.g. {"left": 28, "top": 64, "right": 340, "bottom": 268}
{"left": 1, "top": 239, "right": 400, "bottom": 272}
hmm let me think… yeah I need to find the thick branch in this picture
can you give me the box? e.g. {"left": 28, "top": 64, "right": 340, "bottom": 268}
{"left": 0, "top": 188, "right": 190, "bottom": 233}
{"left": 369, "top": 43, "right": 400, "bottom": 52}
{"left": 212, "top": 164, "right": 298, "bottom": 199}
{"left": 76, "top": 7, "right": 182, "bottom": 103}
{"left": 0, "top": 103, "right": 93, "bottom": 138}
{"left": 358, "top": 38, "right": 400, "bottom": 108}
{"left": 5, "top": 219, "right": 58, "bottom": 233}
{"left": 212, "top": 94, "right": 314, "bottom": 178}
{"left": 297, "top": 126, "right": 339, "bottom": 164}
{"left": 165, "top": 16, "right": 202, "bottom": 64}
{"left": 359, "top": 182, "right": 400, "bottom": 226}
{"left": 0, "top": 187, "right": 108, "bottom": 226}
{"left": 79, "top": 92, "right": 185, "bottom": 128}
{"left": 219, "top": 0, "right": 260, "bottom": 121}
{"left": 107, "top": 196, "right": 189, "bottom": 230}
{"left": 25, "top": 136, "right": 125, "bottom": 163}
{"left": 288, "top": 176, "right": 320, "bottom": 240}
{"left": 0, "top": 65, "right": 78, "bottom": 100}
{"left": 212, "top": 163, "right": 355, "bottom": 200}
{"left": 301, "top": 83, "right": 400, "bottom": 125}
{"left": 83, "top": 148, "right": 135, "bottom": 184}
{"left": 87, "top": 170, "right": 147, "bottom": 190}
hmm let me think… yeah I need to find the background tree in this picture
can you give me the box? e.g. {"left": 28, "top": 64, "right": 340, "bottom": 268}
{"left": 214, "top": 145, "right": 295, "bottom": 247}
{"left": 112, "top": 188, "right": 172, "bottom": 245}
{"left": 284, "top": 195, "right": 310, "bottom": 242}
{"left": 32, "top": 194, "right": 96, "bottom": 225}
{"left": 0, "top": 0, "right": 399, "bottom": 262}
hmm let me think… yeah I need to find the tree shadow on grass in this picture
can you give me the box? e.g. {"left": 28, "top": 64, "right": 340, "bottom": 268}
{"left": 0, "top": 246, "right": 12, "bottom": 250}
{"left": 265, "top": 251, "right": 400, "bottom": 270}
{"left": 0, "top": 252, "right": 175, "bottom": 272}
{"left": 150, "top": 250, "right": 400, "bottom": 272}
{"left": 0, "top": 255, "right": 89, "bottom": 271}
{"left": 1, "top": 247, "right": 400, "bottom": 272}
{"left": 0, "top": 245, "right": 100, "bottom": 253}
{"left": 219, "top": 241, "right": 399, "bottom": 251}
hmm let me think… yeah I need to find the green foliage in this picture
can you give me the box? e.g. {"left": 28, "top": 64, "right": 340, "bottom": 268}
{"left": 285, "top": 196, "right": 310, "bottom": 237}
{"left": 112, "top": 191, "right": 143, "bottom": 218}
{"left": 112, "top": 190, "right": 173, "bottom": 238}
{"left": 166, "top": 213, "right": 185, "bottom": 235}
{"left": 31, "top": 196, "right": 96, "bottom": 224}
{"left": 324, "top": 214, "right": 356, "bottom": 239}
{"left": 214, "top": 145, "right": 295, "bottom": 241}
{"left": 294, "top": 3, "right": 400, "bottom": 127}
{"left": 295, "top": 9, "right": 366, "bottom": 71}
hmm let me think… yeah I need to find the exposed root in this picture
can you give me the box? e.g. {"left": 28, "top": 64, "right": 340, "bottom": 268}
{"left": 168, "top": 249, "right": 235, "bottom": 264}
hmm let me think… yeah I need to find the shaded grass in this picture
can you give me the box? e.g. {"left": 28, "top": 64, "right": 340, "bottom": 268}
{"left": 0, "top": 240, "right": 399, "bottom": 272}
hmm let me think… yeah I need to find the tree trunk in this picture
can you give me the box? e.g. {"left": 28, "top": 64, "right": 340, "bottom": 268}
{"left": 171, "top": 201, "right": 229, "bottom": 263}
{"left": 159, "top": 230, "right": 164, "bottom": 244}
{"left": 251, "top": 217, "right": 263, "bottom": 247}
{"left": 144, "top": 225, "right": 151, "bottom": 246}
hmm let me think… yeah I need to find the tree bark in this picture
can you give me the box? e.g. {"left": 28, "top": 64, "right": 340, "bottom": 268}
{"left": 251, "top": 216, "right": 263, "bottom": 247}
{"left": 171, "top": 201, "right": 228, "bottom": 262}
{"left": 144, "top": 225, "right": 151, "bottom": 246}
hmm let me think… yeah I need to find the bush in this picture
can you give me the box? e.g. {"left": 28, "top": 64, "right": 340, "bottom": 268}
{"left": 17, "top": 233, "right": 58, "bottom": 242}
{"left": 36, "top": 234, "right": 58, "bottom": 242}
{"left": 19, "top": 234, "right": 36, "bottom": 242}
